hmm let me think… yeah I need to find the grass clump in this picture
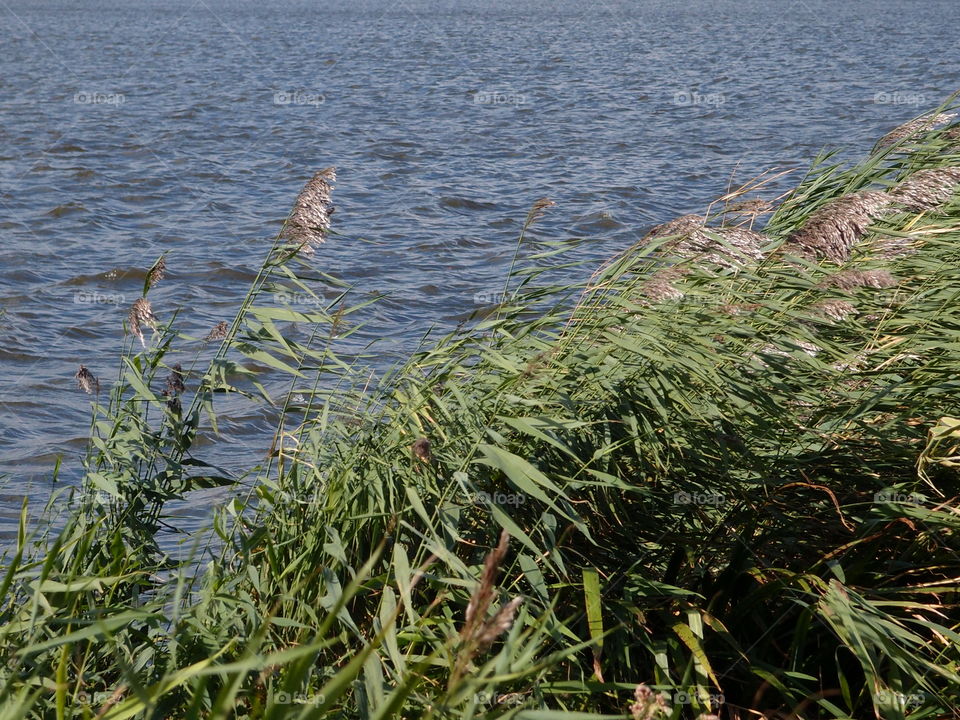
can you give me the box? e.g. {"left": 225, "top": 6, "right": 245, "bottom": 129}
{"left": 2, "top": 96, "right": 960, "bottom": 719}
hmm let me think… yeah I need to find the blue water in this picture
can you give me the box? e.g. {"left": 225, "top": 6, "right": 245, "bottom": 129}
{"left": 1, "top": 0, "right": 958, "bottom": 543}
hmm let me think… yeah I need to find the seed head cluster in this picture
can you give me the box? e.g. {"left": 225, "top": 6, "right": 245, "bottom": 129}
{"left": 878, "top": 112, "right": 957, "bottom": 147}
{"left": 889, "top": 167, "right": 960, "bottom": 212}
{"left": 786, "top": 191, "right": 893, "bottom": 263}
{"left": 75, "top": 365, "right": 99, "bottom": 395}
{"left": 645, "top": 214, "right": 767, "bottom": 269}
{"left": 282, "top": 167, "right": 336, "bottom": 252}
{"left": 128, "top": 298, "right": 157, "bottom": 347}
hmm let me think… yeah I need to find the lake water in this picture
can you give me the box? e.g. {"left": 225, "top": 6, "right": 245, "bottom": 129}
{"left": 1, "top": 0, "right": 958, "bottom": 544}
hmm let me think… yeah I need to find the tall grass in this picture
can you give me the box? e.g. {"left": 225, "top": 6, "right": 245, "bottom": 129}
{"left": 2, "top": 97, "right": 960, "bottom": 719}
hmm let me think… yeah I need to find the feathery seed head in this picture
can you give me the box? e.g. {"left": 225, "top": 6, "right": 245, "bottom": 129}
{"left": 462, "top": 530, "right": 510, "bottom": 641}
{"left": 878, "top": 112, "right": 957, "bottom": 147}
{"left": 465, "top": 531, "right": 509, "bottom": 627}
{"left": 205, "top": 320, "right": 229, "bottom": 342}
{"left": 720, "top": 302, "right": 761, "bottom": 316}
{"left": 812, "top": 300, "right": 857, "bottom": 322}
{"left": 707, "top": 226, "right": 768, "bottom": 263}
{"left": 787, "top": 190, "right": 893, "bottom": 263}
{"left": 282, "top": 167, "right": 336, "bottom": 252}
{"left": 640, "top": 279, "right": 684, "bottom": 303}
{"left": 823, "top": 269, "right": 897, "bottom": 290}
{"left": 723, "top": 197, "right": 774, "bottom": 215}
{"left": 869, "top": 234, "right": 919, "bottom": 259}
{"left": 647, "top": 215, "right": 766, "bottom": 268}
{"left": 165, "top": 363, "right": 185, "bottom": 396}
{"left": 75, "top": 365, "right": 99, "bottom": 394}
{"left": 453, "top": 530, "right": 514, "bottom": 678}
{"left": 474, "top": 596, "right": 523, "bottom": 652}
{"left": 639, "top": 267, "right": 688, "bottom": 304}
{"left": 646, "top": 214, "right": 704, "bottom": 241}
{"left": 128, "top": 298, "right": 157, "bottom": 347}
{"left": 411, "top": 437, "right": 432, "bottom": 464}
{"left": 525, "top": 198, "right": 556, "bottom": 227}
{"left": 889, "top": 167, "right": 960, "bottom": 212}
{"left": 146, "top": 256, "right": 166, "bottom": 291}
{"left": 942, "top": 125, "right": 960, "bottom": 147}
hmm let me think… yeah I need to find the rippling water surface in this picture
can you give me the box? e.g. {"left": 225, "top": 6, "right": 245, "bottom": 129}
{"left": 1, "top": 0, "right": 958, "bottom": 545}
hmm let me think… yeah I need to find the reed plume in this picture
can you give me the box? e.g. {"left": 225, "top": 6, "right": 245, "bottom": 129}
{"left": 205, "top": 320, "right": 229, "bottom": 342}
{"left": 146, "top": 256, "right": 166, "bottom": 291}
{"left": 165, "top": 363, "right": 185, "bottom": 395}
{"left": 638, "top": 267, "right": 688, "bottom": 304}
{"left": 822, "top": 268, "right": 897, "bottom": 290}
{"left": 463, "top": 530, "right": 510, "bottom": 637}
{"left": 943, "top": 126, "right": 960, "bottom": 145}
{"left": 878, "top": 112, "right": 957, "bottom": 147}
{"left": 786, "top": 191, "right": 893, "bottom": 262}
{"left": 869, "top": 234, "right": 919, "bottom": 259}
{"left": 75, "top": 365, "right": 99, "bottom": 395}
{"left": 720, "top": 302, "right": 760, "bottom": 316}
{"left": 710, "top": 226, "right": 768, "bottom": 260}
{"left": 411, "top": 436, "right": 432, "bottom": 464}
{"left": 723, "top": 197, "right": 774, "bottom": 216}
{"left": 128, "top": 298, "right": 157, "bottom": 347}
{"left": 282, "top": 167, "right": 336, "bottom": 252}
{"left": 646, "top": 214, "right": 766, "bottom": 268}
{"left": 474, "top": 596, "right": 523, "bottom": 652}
{"left": 644, "top": 214, "right": 705, "bottom": 259}
{"left": 526, "top": 197, "right": 556, "bottom": 227}
{"left": 812, "top": 300, "right": 857, "bottom": 322}
{"left": 163, "top": 363, "right": 186, "bottom": 415}
{"left": 889, "top": 167, "right": 960, "bottom": 212}
{"left": 646, "top": 214, "right": 704, "bottom": 240}
{"left": 756, "top": 338, "right": 821, "bottom": 361}
{"left": 451, "top": 530, "right": 523, "bottom": 686}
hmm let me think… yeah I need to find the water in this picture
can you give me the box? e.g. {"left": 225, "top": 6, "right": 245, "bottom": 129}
{"left": 1, "top": 0, "right": 958, "bottom": 544}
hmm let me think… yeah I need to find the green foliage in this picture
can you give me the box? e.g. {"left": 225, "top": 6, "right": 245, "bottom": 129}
{"left": 3, "top": 98, "right": 960, "bottom": 719}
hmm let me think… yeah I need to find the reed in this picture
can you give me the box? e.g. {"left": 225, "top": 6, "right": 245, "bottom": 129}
{"left": 3, "top": 95, "right": 960, "bottom": 720}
